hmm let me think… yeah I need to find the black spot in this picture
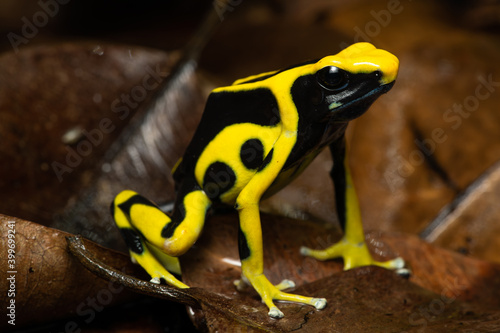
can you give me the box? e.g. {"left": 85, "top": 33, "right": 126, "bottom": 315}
{"left": 118, "top": 194, "right": 157, "bottom": 217}
{"left": 203, "top": 162, "right": 236, "bottom": 200}
{"left": 238, "top": 225, "right": 251, "bottom": 261}
{"left": 120, "top": 228, "right": 144, "bottom": 254}
{"left": 161, "top": 203, "right": 186, "bottom": 239}
{"left": 258, "top": 148, "right": 273, "bottom": 171}
{"left": 240, "top": 139, "right": 265, "bottom": 170}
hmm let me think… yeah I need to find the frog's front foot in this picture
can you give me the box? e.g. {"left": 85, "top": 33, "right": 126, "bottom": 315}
{"left": 236, "top": 274, "right": 327, "bottom": 319}
{"left": 300, "top": 238, "right": 407, "bottom": 275}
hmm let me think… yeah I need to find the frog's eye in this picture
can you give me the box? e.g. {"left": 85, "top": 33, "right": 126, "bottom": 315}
{"left": 316, "top": 66, "right": 349, "bottom": 91}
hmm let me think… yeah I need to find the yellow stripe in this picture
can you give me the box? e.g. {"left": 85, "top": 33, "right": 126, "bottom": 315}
{"left": 232, "top": 70, "right": 279, "bottom": 85}
{"left": 171, "top": 157, "right": 183, "bottom": 175}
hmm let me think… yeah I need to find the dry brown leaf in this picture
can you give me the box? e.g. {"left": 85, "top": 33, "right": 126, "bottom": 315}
{"left": 422, "top": 161, "right": 500, "bottom": 265}
{"left": 0, "top": 42, "right": 180, "bottom": 232}
{"left": 0, "top": 214, "right": 146, "bottom": 331}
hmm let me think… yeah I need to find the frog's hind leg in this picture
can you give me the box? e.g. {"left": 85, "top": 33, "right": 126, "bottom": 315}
{"left": 111, "top": 190, "right": 187, "bottom": 288}
{"left": 111, "top": 186, "right": 211, "bottom": 288}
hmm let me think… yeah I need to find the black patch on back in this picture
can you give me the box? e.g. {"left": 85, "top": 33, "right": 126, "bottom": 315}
{"left": 178, "top": 89, "right": 280, "bottom": 175}
{"left": 203, "top": 162, "right": 236, "bottom": 200}
{"left": 118, "top": 194, "right": 157, "bottom": 217}
{"left": 120, "top": 228, "right": 144, "bottom": 254}
{"left": 238, "top": 225, "right": 251, "bottom": 261}
{"left": 206, "top": 89, "right": 280, "bottom": 127}
{"left": 240, "top": 139, "right": 265, "bottom": 170}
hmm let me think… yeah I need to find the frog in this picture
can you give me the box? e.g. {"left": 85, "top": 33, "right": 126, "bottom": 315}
{"left": 111, "top": 42, "right": 405, "bottom": 319}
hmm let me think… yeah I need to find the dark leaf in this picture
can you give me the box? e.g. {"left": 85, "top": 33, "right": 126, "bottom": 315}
{"left": 0, "top": 214, "right": 143, "bottom": 331}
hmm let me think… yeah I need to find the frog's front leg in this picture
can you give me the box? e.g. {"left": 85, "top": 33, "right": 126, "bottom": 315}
{"left": 235, "top": 132, "right": 327, "bottom": 318}
{"left": 236, "top": 197, "right": 327, "bottom": 319}
{"left": 111, "top": 180, "right": 211, "bottom": 288}
{"left": 301, "top": 137, "right": 405, "bottom": 271}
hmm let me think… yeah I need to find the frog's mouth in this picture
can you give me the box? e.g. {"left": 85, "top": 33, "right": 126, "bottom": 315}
{"left": 327, "top": 81, "right": 395, "bottom": 121}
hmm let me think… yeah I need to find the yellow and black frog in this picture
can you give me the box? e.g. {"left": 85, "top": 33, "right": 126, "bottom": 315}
{"left": 111, "top": 42, "right": 405, "bottom": 319}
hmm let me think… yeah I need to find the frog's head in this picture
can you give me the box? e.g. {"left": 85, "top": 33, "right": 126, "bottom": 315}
{"left": 291, "top": 43, "right": 399, "bottom": 123}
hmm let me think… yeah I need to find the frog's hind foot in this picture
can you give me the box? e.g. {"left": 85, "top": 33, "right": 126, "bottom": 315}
{"left": 111, "top": 190, "right": 190, "bottom": 289}
{"left": 129, "top": 248, "right": 189, "bottom": 289}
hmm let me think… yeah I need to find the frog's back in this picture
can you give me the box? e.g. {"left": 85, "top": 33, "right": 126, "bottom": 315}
{"left": 173, "top": 86, "right": 283, "bottom": 204}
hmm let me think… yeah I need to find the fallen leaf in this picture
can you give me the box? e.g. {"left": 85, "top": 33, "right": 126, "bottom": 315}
{"left": 421, "top": 160, "right": 500, "bottom": 265}
{"left": 0, "top": 214, "right": 146, "bottom": 331}
{"left": 0, "top": 42, "right": 180, "bottom": 229}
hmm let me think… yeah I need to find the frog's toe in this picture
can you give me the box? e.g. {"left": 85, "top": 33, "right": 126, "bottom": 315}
{"left": 233, "top": 275, "right": 251, "bottom": 292}
{"left": 372, "top": 256, "right": 408, "bottom": 276}
{"left": 268, "top": 306, "right": 284, "bottom": 319}
{"left": 275, "top": 279, "right": 295, "bottom": 290}
{"left": 150, "top": 277, "right": 161, "bottom": 284}
{"left": 234, "top": 279, "right": 246, "bottom": 292}
{"left": 372, "top": 257, "right": 410, "bottom": 276}
{"left": 312, "top": 297, "right": 327, "bottom": 310}
{"left": 374, "top": 256, "right": 405, "bottom": 270}
{"left": 300, "top": 246, "right": 314, "bottom": 257}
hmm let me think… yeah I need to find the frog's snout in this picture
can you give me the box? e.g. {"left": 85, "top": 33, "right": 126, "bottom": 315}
{"left": 371, "top": 49, "right": 399, "bottom": 85}
{"left": 335, "top": 42, "right": 400, "bottom": 85}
